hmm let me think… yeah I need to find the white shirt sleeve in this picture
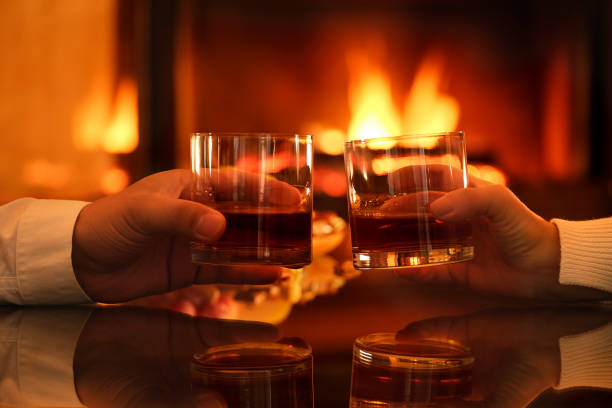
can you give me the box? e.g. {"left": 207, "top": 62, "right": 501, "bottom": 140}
{"left": 0, "top": 198, "right": 92, "bottom": 304}
{"left": 0, "top": 307, "right": 91, "bottom": 407}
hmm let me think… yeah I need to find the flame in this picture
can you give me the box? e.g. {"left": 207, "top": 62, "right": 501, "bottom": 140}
{"left": 74, "top": 78, "right": 139, "bottom": 154}
{"left": 103, "top": 79, "right": 139, "bottom": 153}
{"left": 346, "top": 50, "right": 459, "bottom": 150}
{"left": 402, "top": 52, "right": 460, "bottom": 146}
{"left": 346, "top": 51, "right": 401, "bottom": 143}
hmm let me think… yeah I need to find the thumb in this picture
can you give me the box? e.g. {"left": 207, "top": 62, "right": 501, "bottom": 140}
{"left": 126, "top": 193, "right": 226, "bottom": 242}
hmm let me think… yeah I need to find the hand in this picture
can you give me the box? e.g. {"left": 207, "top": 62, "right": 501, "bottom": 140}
{"left": 72, "top": 170, "right": 288, "bottom": 303}
{"left": 396, "top": 178, "right": 610, "bottom": 300}
{"left": 74, "top": 306, "right": 279, "bottom": 408}
{"left": 397, "top": 307, "right": 612, "bottom": 408}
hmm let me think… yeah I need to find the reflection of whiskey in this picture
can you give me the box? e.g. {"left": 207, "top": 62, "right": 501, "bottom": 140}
{"left": 350, "top": 360, "right": 473, "bottom": 406}
{"left": 192, "top": 346, "right": 313, "bottom": 408}
{"left": 191, "top": 204, "right": 312, "bottom": 267}
{"left": 350, "top": 213, "right": 472, "bottom": 252}
{"left": 350, "top": 335, "right": 474, "bottom": 407}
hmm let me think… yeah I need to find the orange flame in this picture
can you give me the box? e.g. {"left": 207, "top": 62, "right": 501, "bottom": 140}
{"left": 346, "top": 50, "right": 459, "bottom": 149}
{"left": 403, "top": 53, "right": 460, "bottom": 139}
{"left": 346, "top": 51, "right": 401, "bottom": 142}
{"left": 103, "top": 79, "right": 139, "bottom": 153}
{"left": 74, "top": 78, "right": 139, "bottom": 154}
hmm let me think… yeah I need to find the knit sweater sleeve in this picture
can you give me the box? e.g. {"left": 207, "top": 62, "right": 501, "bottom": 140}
{"left": 551, "top": 217, "right": 612, "bottom": 294}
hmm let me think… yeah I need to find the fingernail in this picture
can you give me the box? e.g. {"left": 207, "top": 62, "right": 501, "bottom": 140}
{"left": 430, "top": 196, "right": 453, "bottom": 218}
{"left": 195, "top": 212, "right": 226, "bottom": 241}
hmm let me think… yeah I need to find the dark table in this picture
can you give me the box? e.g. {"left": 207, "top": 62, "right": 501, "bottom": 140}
{"left": 1, "top": 248, "right": 611, "bottom": 407}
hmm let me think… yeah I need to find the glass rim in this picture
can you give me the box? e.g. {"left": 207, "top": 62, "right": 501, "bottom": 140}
{"left": 353, "top": 332, "right": 474, "bottom": 369}
{"left": 344, "top": 131, "right": 463, "bottom": 146}
{"left": 192, "top": 132, "right": 312, "bottom": 140}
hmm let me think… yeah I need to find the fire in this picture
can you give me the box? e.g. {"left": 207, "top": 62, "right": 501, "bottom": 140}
{"left": 103, "top": 79, "right": 139, "bottom": 153}
{"left": 346, "top": 51, "right": 401, "bottom": 142}
{"left": 74, "top": 78, "right": 139, "bottom": 154}
{"left": 403, "top": 52, "right": 460, "bottom": 141}
{"left": 343, "top": 49, "right": 506, "bottom": 186}
{"left": 346, "top": 50, "right": 459, "bottom": 149}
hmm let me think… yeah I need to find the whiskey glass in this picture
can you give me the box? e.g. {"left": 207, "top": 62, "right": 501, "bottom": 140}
{"left": 350, "top": 332, "right": 474, "bottom": 407}
{"left": 344, "top": 132, "right": 473, "bottom": 269}
{"left": 190, "top": 132, "right": 312, "bottom": 267}
{"left": 192, "top": 340, "right": 313, "bottom": 408}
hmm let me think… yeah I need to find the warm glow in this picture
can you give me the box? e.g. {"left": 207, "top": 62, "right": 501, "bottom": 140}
{"left": 371, "top": 154, "right": 462, "bottom": 176}
{"left": 74, "top": 78, "right": 139, "bottom": 154}
{"left": 103, "top": 79, "right": 139, "bottom": 153}
{"left": 23, "top": 159, "right": 71, "bottom": 189}
{"left": 346, "top": 50, "right": 459, "bottom": 151}
{"left": 236, "top": 151, "right": 291, "bottom": 173}
{"left": 346, "top": 51, "right": 401, "bottom": 143}
{"left": 315, "top": 128, "right": 346, "bottom": 156}
{"left": 315, "top": 167, "right": 347, "bottom": 197}
{"left": 101, "top": 167, "right": 130, "bottom": 194}
{"left": 402, "top": 52, "right": 460, "bottom": 147}
{"left": 468, "top": 164, "right": 507, "bottom": 185}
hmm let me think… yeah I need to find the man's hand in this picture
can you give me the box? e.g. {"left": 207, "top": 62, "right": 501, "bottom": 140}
{"left": 74, "top": 307, "right": 279, "bottom": 408}
{"left": 72, "top": 170, "right": 283, "bottom": 303}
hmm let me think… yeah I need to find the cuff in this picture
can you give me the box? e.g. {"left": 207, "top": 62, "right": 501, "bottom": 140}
{"left": 551, "top": 218, "right": 612, "bottom": 294}
{"left": 16, "top": 200, "right": 92, "bottom": 304}
{"left": 17, "top": 308, "right": 91, "bottom": 406}
{"left": 556, "top": 321, "right": 612, "bottom": 390}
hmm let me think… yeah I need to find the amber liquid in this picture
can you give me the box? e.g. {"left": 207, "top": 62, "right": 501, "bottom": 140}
{"left": 191, "top": 204, "right": 312, "bottom": 267}
{"left": 350, "top": 360, "right": 473, "bottom": 406}
{"left": 192, "top": 351, "right": 313, "bottom": 408}
{"left": 350, "top": 213, "right": 472, "bottom": 252}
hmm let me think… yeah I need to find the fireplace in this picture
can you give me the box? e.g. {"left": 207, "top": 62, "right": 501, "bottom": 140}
{"left": 2, "top": 0, "right": 611, "bottom": 219}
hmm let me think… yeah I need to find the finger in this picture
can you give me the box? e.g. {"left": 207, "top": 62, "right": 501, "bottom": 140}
{"left": 195, "top": 317, "right": 280, "bottom": 346}
{"left": 126, "top": 193, "right": 226, "bottom": 242}
{"left": 387, "top": 164, "right": 466, "bottom": 192}
{"left": 397, "top": 315, "right": 470, "bottom": 347}
{"left": 430, "top": 184, "right": 527, "bottom": 224}
{"left": 197, "top": 168, "right": 302, "bottom": 206}
{"left": 127, "top": 169, "right": 192, "bottom": 197}
{"left": 379, "top": 191, "right": 446, "bottom": 213}
{"left": 435, "top": 400, "right": 484, "bottom": 408}
{"left": 194, "top": 389, "right": 228, "bottom": 408}
{"left": 195, "top": 265, "right": 283, "bottom": 285}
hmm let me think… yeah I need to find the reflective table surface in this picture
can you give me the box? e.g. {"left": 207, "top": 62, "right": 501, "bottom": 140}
{"left": 2, "top": 224, "right": 612, "bottom": 407}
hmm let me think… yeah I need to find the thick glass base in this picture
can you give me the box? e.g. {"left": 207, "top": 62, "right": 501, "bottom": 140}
{"left": 191, "top": 243, "right": 311, "bottom": 268}
{"left": 352, "top": 245, "right": 474, "bottom": 269}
